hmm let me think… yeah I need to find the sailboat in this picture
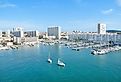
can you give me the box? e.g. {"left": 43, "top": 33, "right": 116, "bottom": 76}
{"left": 47, "top": 53, "right": 52, "bottom": 63}
{"left": 57, "top": 58, "right": 65, "bottom": 67}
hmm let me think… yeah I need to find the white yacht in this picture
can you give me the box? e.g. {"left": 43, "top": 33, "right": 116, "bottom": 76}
{"left": 91, "top": 49, "right": 106, "bottom": 55}
{"left": 97, "top": 49, "right": 106, "bottom": 55}
{"left": 91, "top": 50, "right": 98, "bottom": 55}
{"left": 0, "top": 46, "right": 9, "bottom": 50}
{"left": 57, "top": 59, "right": 65, "bottom": 67}
{"left": 47, "top": 58, "right": 52, "bottom": 63}
{"left": 47, "top": 54, "right": 52, "bottom": 63}
{"left": 115, "top": 45, "right": 121, "bottom": 50}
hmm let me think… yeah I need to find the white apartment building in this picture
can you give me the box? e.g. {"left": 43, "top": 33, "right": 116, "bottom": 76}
{"left": 26, "top": 30, "right": 39, "bottom": 37}
{"left": 47, "top": 26, "right": 61, "bottom": 39}
{"left": 12, "top": 27, "right": 24, "bottom": 37}
{"left": 1, "top": 30, "right": 11, "bottom": 37}
{"left": 69, "top": 32, "right": 121, "bottom": 43}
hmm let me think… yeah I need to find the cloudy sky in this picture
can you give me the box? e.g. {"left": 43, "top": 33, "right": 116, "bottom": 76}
{"left": 0, "top": 0, "right": 121, "bottom": 32}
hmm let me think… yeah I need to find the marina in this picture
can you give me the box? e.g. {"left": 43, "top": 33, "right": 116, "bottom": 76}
{"left": 0, "top": 44, "right": 121, "bottom": 82}
{"left": 1, "top": 40, "right": 121, "bottom": 55}
{"left": 0, "top": 0, "right": 121, "bottom": 81}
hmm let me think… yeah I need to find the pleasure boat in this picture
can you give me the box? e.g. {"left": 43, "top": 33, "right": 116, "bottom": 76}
{"left": 57, "top": 59, "right": 65, "bottom": 67}
{"left": 47, "top": 54, "right": 52, "bottom": 63}
{"left": 91, "top": 49, "right": 106, "bottom": 55}
{"left": 47, "top": 58, "right": 52, "bottom": 63}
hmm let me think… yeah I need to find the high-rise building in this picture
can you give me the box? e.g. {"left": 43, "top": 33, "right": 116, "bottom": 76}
{"left": 12, "top": 27, "right": 24, "bottom": 37}
{"left": 98, "top": 23, "right": 106, "bottom": 34}
{"left": 48, "top": 26, "right": 61, "bottom": 39}
{"left": 26, "top": 30, "right": 39, "bottom": 37}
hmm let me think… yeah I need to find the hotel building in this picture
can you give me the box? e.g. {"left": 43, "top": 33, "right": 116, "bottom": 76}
{"left": 12, "top": 27, "right": 24, "bottom": 37}
{"left": 47, "top": 26, "right": 61, "bottom": 39}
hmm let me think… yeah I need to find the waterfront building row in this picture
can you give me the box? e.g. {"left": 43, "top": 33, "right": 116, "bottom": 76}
{"left": 68, "top": 32, "right": 121, "bottom": 43}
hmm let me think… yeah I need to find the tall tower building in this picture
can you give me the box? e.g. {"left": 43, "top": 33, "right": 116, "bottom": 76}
{"left": 48, "top": 26, "right": 61, "bottom": 39}
{"left": 12, "top": 27, "right": 24, "bottom": 37}
{"left": 98, "top": 23, "right": 106, "bottom": 34}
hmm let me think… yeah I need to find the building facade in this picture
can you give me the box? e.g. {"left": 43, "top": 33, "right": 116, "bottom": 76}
{"left": 47, "top": 26, "right": 61, "bottom": 39}
{"left": 13, "top": 31, "right": 24, "bottom": 37}
{"left": 68, "top": 32, "right": 121, "bottom": 43}
{"left": 12, "top": 27, "right": 24, "bottom": 37}
{"left": 26, "top": 30, "right": 39, "bottom": 37}
{"left": 98, "top": 23, "right": 106, "bottom": 34}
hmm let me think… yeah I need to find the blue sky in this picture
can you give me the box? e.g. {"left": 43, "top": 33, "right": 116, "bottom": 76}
{"left": 0, "top": 0, "right": 121, "bottom": 32}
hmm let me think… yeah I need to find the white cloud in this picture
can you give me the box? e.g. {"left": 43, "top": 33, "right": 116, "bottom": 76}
{"left": 102, "top": 9, "right": 113, "bottom": 15}
{"left": 0, "top": 3, "right": 16, "bottom": 8}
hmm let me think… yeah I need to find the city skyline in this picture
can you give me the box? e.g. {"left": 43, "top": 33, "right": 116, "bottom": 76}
{"left": 0, "top": 0, "right": 121, "bottom": 32}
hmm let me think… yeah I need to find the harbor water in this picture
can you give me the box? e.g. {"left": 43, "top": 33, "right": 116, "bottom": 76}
{"left": 0, "top": 44, "right": 121, "bottom": 82}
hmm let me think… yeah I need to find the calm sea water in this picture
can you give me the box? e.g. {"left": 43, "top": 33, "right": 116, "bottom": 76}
{"left": 0, "top": 44, "right": 121, "bottom": 82}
